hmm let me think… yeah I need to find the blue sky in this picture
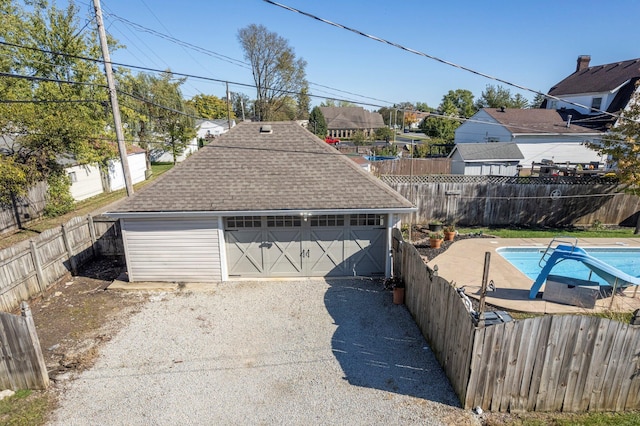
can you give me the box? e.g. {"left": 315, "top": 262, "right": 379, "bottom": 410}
{"left": 93, "top": 0, "right": 640, "bottom": 110}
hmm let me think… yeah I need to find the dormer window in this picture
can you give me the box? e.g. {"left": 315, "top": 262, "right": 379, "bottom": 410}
{"left": 591, "top": 97, "right": 602, "bottom": 112}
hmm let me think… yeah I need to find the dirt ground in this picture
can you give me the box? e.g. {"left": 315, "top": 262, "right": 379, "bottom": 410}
{"left": 14, "top": 258, "right": 148, "bottom": 382}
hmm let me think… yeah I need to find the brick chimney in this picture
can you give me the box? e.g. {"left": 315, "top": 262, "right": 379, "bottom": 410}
{"left": 576, "top": 55, "right": 591, "bottom": 72}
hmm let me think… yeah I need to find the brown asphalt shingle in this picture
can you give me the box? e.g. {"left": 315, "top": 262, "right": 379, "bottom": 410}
{"left": 483, "top": 108, "right": 602, "bottom": 135}
{"left": 549, "top": 58, "right": 640, "bottom": 96}
{"left": 112, "top": 121, "right": 413, "bottom": 213}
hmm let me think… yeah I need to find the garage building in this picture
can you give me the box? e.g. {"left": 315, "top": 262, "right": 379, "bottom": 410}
{"left": 107, "top": 121, "right": 415, "bottom": 282}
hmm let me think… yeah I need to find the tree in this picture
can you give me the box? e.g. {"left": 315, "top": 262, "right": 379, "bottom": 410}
{"left": 0, "top": 0, "right": 115, "bottom": 215}
{"left": 530, "top": 92, "right": 547, "bottom": 109}
{"left": 352, "top": 130, "right": 366, "bottom": 146}
{"left": 321, "top": 99, "right": 356, "bottom": 107}
{"left": 148, "top": 72, "right": 196, "bottom": 164}
{"left": 375, "top": 127, "right": 394, "bottom": 142}
{"left": 238, "top": 24, "right": 307, "bottom": 121}
{"left": 475, "top": 85, "right": 530, "bottom": 109}
{"left": 588, "top": 84, "right": 640, "bottom": 232}
{"left": 308, "top": 106, "right": 327, "bottom": 137}
{"left": 404, "top": 111, "right": 418, "bottom": 129}
{"left": 296, "top": 85, "right": 310, "bottom": 120}
{"left": 186, "top": 94, "right": 232, "bottom": 119}
{"left": 231, "top": 92, "right": 251, "bottom": 121}
{"left": 419, "top": 90, "right": 475, "bottom": 141}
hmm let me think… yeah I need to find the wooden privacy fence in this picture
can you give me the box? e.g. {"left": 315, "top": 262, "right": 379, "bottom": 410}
{"left": 0, "top": 182, "right": 48, "bottom": 236}
{"left": 0, "top": 302, "right": 49, "bottom": 390}
{"left": 371, "top": 158, "right": 451, "bottom": 176}
{"left": 393, "top": 228, "right": 640, "bottom": 412}
{"left": 384, "top": 175, "right": 640, "bottom": 227}
{"left": 0, "top": 215, "right": 122, "bottom": 313}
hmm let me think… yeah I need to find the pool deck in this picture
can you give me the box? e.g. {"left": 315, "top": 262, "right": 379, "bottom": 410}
{"left": 426, "top": 237, "right": 640, "bottom": 314}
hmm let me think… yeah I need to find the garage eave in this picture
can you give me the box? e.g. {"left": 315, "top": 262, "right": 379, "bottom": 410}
{"left": 105, "top": 207, "right": 417, "bottom": 219}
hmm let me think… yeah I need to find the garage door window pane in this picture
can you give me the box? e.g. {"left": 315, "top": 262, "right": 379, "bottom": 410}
{"left": 267, "top": 216, "right": 301, "bottom": 227}
{"left": 350, "top": 214, "right": 384, "bottom": 226}
{"left": 226, "top": 216, "right": 261, "bottom": 228}
{"left": 311, "top": 215, "right": 344, "bottom": 227}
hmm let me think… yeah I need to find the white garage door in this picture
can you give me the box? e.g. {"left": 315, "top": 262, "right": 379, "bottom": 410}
{"left": 122, "top": 218, "right": 222, "bottom": 282}
{"left": 225, "top": 214, "right": 386, "bottom": 278}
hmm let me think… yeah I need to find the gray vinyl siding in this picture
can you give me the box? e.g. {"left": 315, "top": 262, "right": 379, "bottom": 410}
{"left": 121, "top": 218, "right": 221, "bottom": 282}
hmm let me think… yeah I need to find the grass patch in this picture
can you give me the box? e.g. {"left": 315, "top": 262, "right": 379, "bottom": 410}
{"left": 0, "top": 390, "right": 52, "bottom": 426}
{"left": 486, "top": 411, "right": 640, "bottom": 425}
{"left": 457, "top": 226, "right": 636, "bottom": 239}
{"left": 0, "top": 162, "right": 174, "bottom": 251}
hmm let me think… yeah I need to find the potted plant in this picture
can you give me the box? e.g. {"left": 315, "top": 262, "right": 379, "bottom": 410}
{"left": 428, "top": 219, "right": 443, "bottom": 232}
{"left": 392, "top": 278, "right": 405, "bottom": 305}
{"left": 444, "top": 224, "right": 456, "bottom": 241}
{"left": 429, "top": 231, "right": 444, "bottom": 248}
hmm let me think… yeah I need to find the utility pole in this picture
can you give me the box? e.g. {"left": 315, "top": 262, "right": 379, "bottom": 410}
{"left": 226, "top": 82, "right": 232, "bottom": 130}
{"left": 93, "top": 0, "right": 134, "bottom": 196}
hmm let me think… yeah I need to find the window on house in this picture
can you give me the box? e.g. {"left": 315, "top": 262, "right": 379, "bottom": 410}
{"left": 267, "top": 216, "right": 301, "bottom": 227}
{"left": 68, "top": 171, "right": 77, "bottom": 183}
{"left": 350, "top": 214, "right": 385, "bottom": 227}
{"left": 310, "top": 215, "right": 344, "bottom": 227}
{"left": 591, "top": 97, "right": 602, "bottom": 112}
{"left": 226, "top": 216, "right": 261, "bottom": 228}
{"left": 549, "top": 100, "right": 558, "bottom": 110}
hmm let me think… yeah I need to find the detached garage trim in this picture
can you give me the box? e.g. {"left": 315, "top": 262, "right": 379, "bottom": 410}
{"left": 107, "top": 122, "right": 415, "bottom": 283}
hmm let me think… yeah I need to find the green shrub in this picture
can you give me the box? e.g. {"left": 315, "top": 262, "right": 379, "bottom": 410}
{"left": 43, "top": 171, "right": 74, "bottom": 217}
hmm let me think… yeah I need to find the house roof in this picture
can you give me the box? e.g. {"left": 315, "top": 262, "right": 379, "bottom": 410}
{"left": 110, "top": 121, "right": 413, "bottom": 214}
{"left": 482, "top": 108, "right": 601, "bottom": 135}
{"left": 319, "top": 107, "right": 385, "bottom": 130}
{"left": 548, "top": 58, "right": 640, "bottom": 96}
{"left": 451, "top": 142, "right": 524, "bottom": 161}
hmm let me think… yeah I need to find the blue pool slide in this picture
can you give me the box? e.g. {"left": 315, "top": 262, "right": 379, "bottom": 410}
{"left": 529, "top": 244, "right": 640, "bottom": 299}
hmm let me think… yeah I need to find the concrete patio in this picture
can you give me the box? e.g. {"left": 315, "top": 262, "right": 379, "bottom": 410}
{"left": 426, "top": 237, "right": 640, "bottom": 314}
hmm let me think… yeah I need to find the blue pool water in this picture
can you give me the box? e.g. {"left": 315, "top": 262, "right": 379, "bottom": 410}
{"left": 497, "top": 247, "right": 640, "bottom": 285}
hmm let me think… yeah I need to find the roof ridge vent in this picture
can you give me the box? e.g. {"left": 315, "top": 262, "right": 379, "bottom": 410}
{"left": 260, "top": 125, "right": 272, "bottom": 134}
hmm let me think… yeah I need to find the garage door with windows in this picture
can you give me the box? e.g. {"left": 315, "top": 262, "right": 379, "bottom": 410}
{"left": 225, "top": 214, "right": 387, "bottom": 278}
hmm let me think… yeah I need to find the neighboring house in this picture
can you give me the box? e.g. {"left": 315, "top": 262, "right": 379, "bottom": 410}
{"left": 319, "top": 107, "right": 385, "bottom": 139}
{"left": 542, "top": 55, "right": 640, "bottom": 131}
{"left": 448, "top": 142, "right": 524, "bottom": 176}
{"left": 149, "top": 119, "right": 236, "bottom": 163}
{"left": 106, "top": 121, "right": 415, "bottom": 283}
{"left": 104, "top": 145, "right": 148, "bottom": 192}
{"left": 66, "top": 163, "right": 104, "bottom": 201}
{"left": 454, "top": 108, "right": 606, "bottom": 167}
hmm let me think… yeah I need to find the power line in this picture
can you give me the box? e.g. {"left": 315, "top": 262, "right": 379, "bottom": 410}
{"left": 0, "top": 40, "right": 387, "bottom": 108}
{"left": 99, "top": 9, "right": 397, "bottom": 106}
{"left": 262, "top": 0, "right": 637, "bottom": 124}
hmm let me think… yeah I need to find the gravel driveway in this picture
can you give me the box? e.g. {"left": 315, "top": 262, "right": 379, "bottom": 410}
{"left": 49, "top": 278, "right": 480, "bottom": 425}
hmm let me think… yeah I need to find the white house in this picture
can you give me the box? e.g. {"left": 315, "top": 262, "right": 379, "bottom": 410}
{"left": 148, "top": 119, "right": 236, "bottom": 163}
{"left": 67, "top": 163, "right": 103, "bottom": 201}
{"left": 105, "top": 145, "right": 148, "bottom": 192}
{"left": 454, "top": 108, "right": 606, "bottom": 168}
{"left": 543, "top": 55, "right": 640, "bottom": 130}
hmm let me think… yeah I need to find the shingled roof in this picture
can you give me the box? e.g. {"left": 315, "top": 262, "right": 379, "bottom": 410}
{"left": 110, "top": 121, "right": 413, "bottom": 213}
{"left": 549, "top": 58, "right": 640, "bottom": 96}
{"left": 319, "top": 107, "right": 385, "bottom": 130}
{"left": 482, "top": 108, "right": 601, "bottom": 135}
{"left": 452, "top": 143, "right": 523, "bottom": 161}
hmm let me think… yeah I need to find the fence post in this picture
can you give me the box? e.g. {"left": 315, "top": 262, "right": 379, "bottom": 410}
{"left": 29, "top": 240, "right": 46, "bottom": 295}
{"left": 60, "top": 223, "right": 78, "bottom": 276}
{"left": 478, "top": 252, "right": 491, "bottom": 327}
{"left": 87, "top": 214, "right": 97, "bottom": 257}
{"left": 20, "top": 302, "right": 50, "bottom": 389}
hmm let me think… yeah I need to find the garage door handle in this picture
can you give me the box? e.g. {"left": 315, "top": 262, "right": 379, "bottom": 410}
{"left": 300, "top": 249, "right": 310, "bottom": 258}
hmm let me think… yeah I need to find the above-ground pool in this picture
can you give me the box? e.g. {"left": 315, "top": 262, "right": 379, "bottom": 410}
{"left": 497, "top": 246, "right": 640, "bottom": 286}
